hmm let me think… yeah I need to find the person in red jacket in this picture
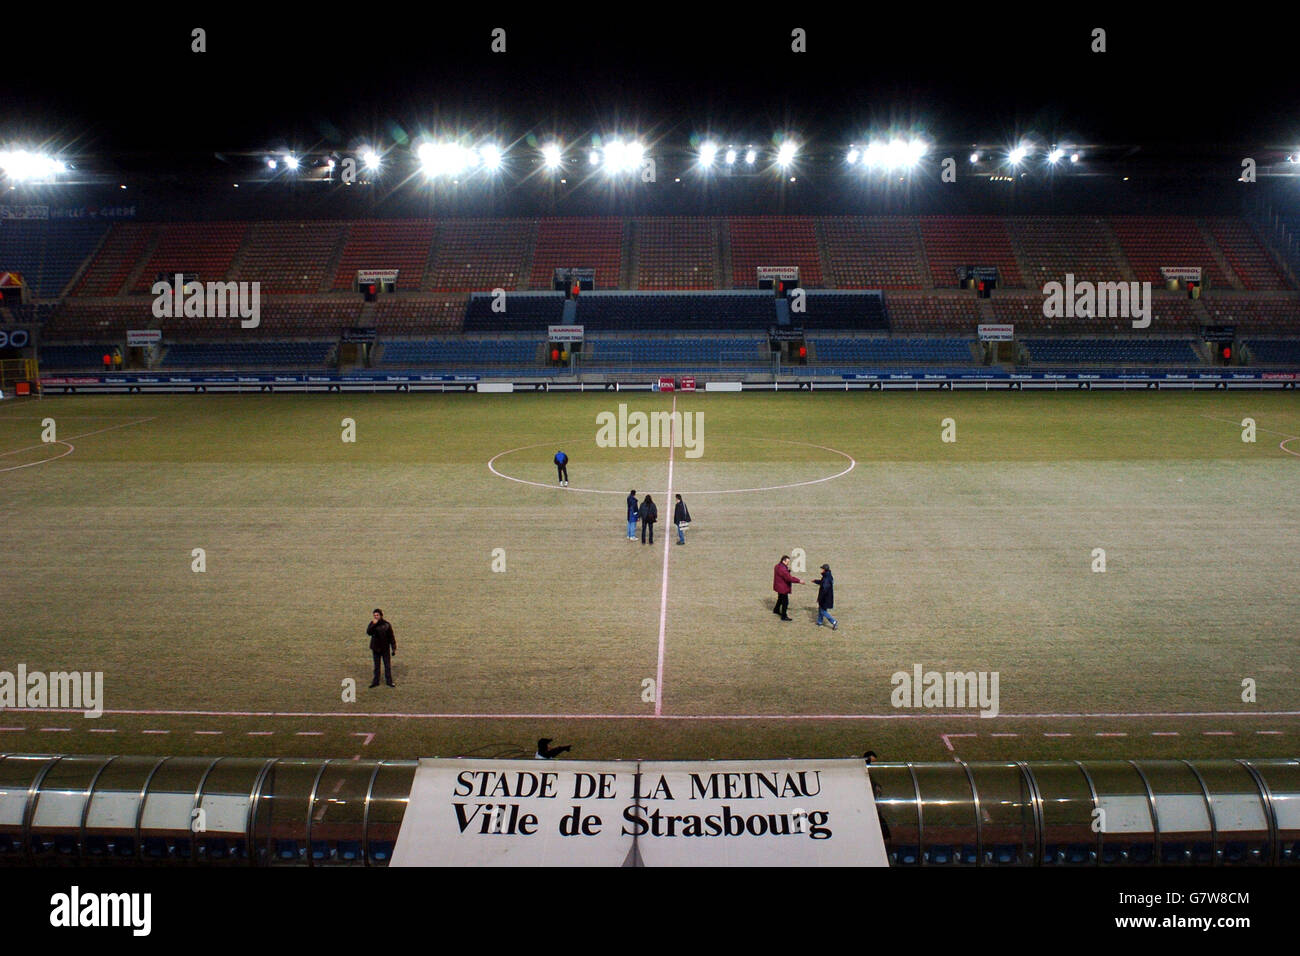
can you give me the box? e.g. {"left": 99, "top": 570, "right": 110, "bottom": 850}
{"left": 772, "top": 555, "right": 801, "bottom": 622}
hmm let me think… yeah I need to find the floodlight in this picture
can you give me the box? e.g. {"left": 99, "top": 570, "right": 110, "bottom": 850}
{"left": 479, "top": 144, "right": 502, "bottom": 170}
{"left": 724, "top": 148, "right": 737, "bottom": 166}
{"left": 541, "top": 144, "right": 562, "bottom": 169}
{"left": 776, "top": 142, "right": 797, "bottom": 167}
{"left": 699, "top": 141, "right": 718, "bottom": 167}
{"left": 744, "top": 148, "right": 756, "bottom": 165}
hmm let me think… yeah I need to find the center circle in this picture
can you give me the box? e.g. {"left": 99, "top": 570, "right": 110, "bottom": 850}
{"left": 487, "top": 437, "right": 856, "bottom": 495}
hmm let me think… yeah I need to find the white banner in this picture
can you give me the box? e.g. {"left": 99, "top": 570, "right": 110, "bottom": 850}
{"left": 390, "top": 759, "right": 888, "bottom": 867}
{"left": 356, "top": 269, "right": 399, "bottom": 284}
{"left": 977, "top": 323, "right": 1014, "bottom": 341}
{"left": 127, "top": 329, "right": 162, "bottom": 346}
{"left": 0, "top": 205, "right": 49, "bottom": 220}
{"left": 757, "top": 266, "right": 799, "bottom": 281}
{"left": 548, "top": 325, "right": 585, "bottom": 342}
{"left": 1160, "top": 267, "right": 1202, "bottom": 282}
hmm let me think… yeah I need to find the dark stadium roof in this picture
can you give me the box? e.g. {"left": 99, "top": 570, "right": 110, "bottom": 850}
{"left": 2, "top": 9, "right": 1295, "bottom": 216}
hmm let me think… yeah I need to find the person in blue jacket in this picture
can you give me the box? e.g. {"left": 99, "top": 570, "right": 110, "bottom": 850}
{"left": 626, "top": 489, "right": 639, "bottom": 540}
{"left": 813, "top": 564, "right": 838, "bottom": 630}
{"left": 554, "top": 450, "right": 569, "bottom": 486}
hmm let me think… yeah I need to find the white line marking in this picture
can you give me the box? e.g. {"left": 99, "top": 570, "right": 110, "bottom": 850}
{"left": 1043, "top": 733, "right": 1073, "bottom": 737}
{"left": 1200, "top": 413, "right": 1300, "bottom": 458}
{"left": 39, "top": 728, "right": 71, "bottom": 732}
{"left": 488, "top": 436, "right": 856, "bottom": 496}
{"left": 87, "top": 728, "right": 117, "bottom": 733}
{"left": 0, "top": 727, "right": 26, "bottom": 732}
{"left": 1096, "top": 732, "right": 1128, "bottom": 737}
{"left": 0, "top": 417, "right": 155, "bottom": 474}
{"left": 141, "top": 729, "right": 170, "bottom": 735}
{"left": 22, "top": 707, "right": 1300, "bottom": 721}
{"left": 351, "top": 732, "right": 375, "bottom": 746}
{"left": 1203, "top": 731, "right": 1235, "bottom": 736}
{"left": 1151, "top": 731, "right": 1181, "bottom": 736}
{"left": 655, "top": 394, "right": 676, "bottom": 717}
{"left": 194, "top": 730, "right": 223, "bottom": 735}
{"left": 247, "top": 731, "right": 274, "bottom": 736}
{"left": 940, "top": 733, "right": 976, "bottom": 751}
{"left": 294, "top": 731, "right": 323, "bottom": 736}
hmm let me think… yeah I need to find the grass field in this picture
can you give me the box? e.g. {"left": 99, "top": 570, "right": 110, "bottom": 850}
{"left": 0, "top": 389, "right": 1297, "bottom": 764}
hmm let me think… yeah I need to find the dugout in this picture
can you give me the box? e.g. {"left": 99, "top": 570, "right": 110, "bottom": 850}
{"left": 0, "top": 755, "right": 1296, "bottom": 867}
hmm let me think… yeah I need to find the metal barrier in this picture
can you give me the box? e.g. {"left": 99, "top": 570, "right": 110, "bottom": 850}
{"left": 0, "top": 755, "right": 1295, "bottom": 866}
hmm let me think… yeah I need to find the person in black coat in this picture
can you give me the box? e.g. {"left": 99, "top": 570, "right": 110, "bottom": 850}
{"left": 673, "top": 494, "right": 691, "bottom": 545}
{"left": 366, "top": 608, "right": 397, "bottom": 687}
{"left": 639, "top": 494, "right": 658, "bottom": 545}
{"left": 813, "top": 564, "right": 838, "bottom": 629}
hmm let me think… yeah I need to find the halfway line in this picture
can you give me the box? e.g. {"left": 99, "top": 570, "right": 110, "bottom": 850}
{"left": 655, "top": 393, "right": 676, "bottom": 716}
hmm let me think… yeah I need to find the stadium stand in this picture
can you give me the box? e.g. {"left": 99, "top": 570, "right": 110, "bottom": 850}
{"left": 583, "top": 336, "right": 769, "bottom": 367}
{"left": 1021, "top": 338, "right": 1201, "bottom": 365}
{"left": 800, "top": 291, "right": 890, "bottom": 330}
{"left": 1204, "top": 219, "right": 1292, "bottom": 290}
{"left": 1201, "top": 295, "right": 1300, "bottom": 332}
{"left": 919, "top": 216, "right": 1024, "bottom": 288}
{"left": 41, "top": 302, "right": 148, "bottom": 339}
{"left": 232, "top": 221, "right": 345, "bottom": 293}
{"left": 811, "top": 337, "right": 976, "bottom": 364}
{"left": 463, "top": 291, "right": 565, "bottom": 333}
{"left": 1244, "top": 339, "right": 1300, "bottom": 364}
{"left": 331, "top": 220, "right": 436, "bottom": 290}
{"left": 159, "top": 341, "right": 335, "bottom": 369}
{"left": 989, "top": 291, "right": 1201, "bottom": 333}
{"left": 573, "top": 291, "right": 775, "bottom": 331}
{"left": 820, "top": 216, "right": 927, "bottom": 289}
{"left": 728, "top": 216, "right": 823, "bottom": 288}
{"left": 0, "top": 219, "right": 108, "bottom": 298}
{"left": 528, "top": 218, "right": 624, "bottom": 290}
{"left": 379, "top": 338, "right": 561, "bottom": 377}
{"left": 72, "top": 222, "right": 154, "bottom": 296}
{"left": 1007, "top": 217, "right": 1131, "bottom": 287}
{"left": 884, "top": 293, "right": 981, "bottom": 333}
{"left": 1108, "top": 217, "right": 1229, "bottom": 287}
{"left": 37, "top": 344, "right": 118, "bottom": 370}
{"left": 373, "top": 295, "right": 468, "bottom": 335}
{"left": 426, "top": 219, "right": 533, "bottom": 291}
{"left": 131, "top": 222, "right": 247, "bottom": 293}
{"left": 635, "top": 218, "right": 716, "bottom": 289}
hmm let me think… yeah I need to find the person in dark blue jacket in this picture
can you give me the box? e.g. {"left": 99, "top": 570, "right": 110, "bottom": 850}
{"left": 813, "top": 564, "right": 838, "bottom": 630}
{"left": 554, "top": 450, "right": 569, "bottom": 486}
{"left": 626, "top": 490, "right": 639, "bottom": 540}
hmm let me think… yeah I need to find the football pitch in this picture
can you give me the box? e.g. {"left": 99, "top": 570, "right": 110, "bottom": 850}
{"left": 0, "top": 389, "right": 1297, "bottom": 764}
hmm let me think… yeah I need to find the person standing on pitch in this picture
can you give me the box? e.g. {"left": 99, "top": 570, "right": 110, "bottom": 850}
{"left": 366, "top": 608, "right": 397, "bottom": 688}
{"left": 673, "top": 493, "right": 691, "bottom": 545}
{"left": 772, "top": 555, "right": 801, "bottom": 622}
{"left": 554, "top": 450, "right": 569, "bottom": 486}
{"left": 813, "top": 564, "right": 838, "bottom": 630}
{"left": 639, "top": 494, "right": 658, "bottom": 545}
{"left": 626, "top": 489, "right": 640, "bottom": 540}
